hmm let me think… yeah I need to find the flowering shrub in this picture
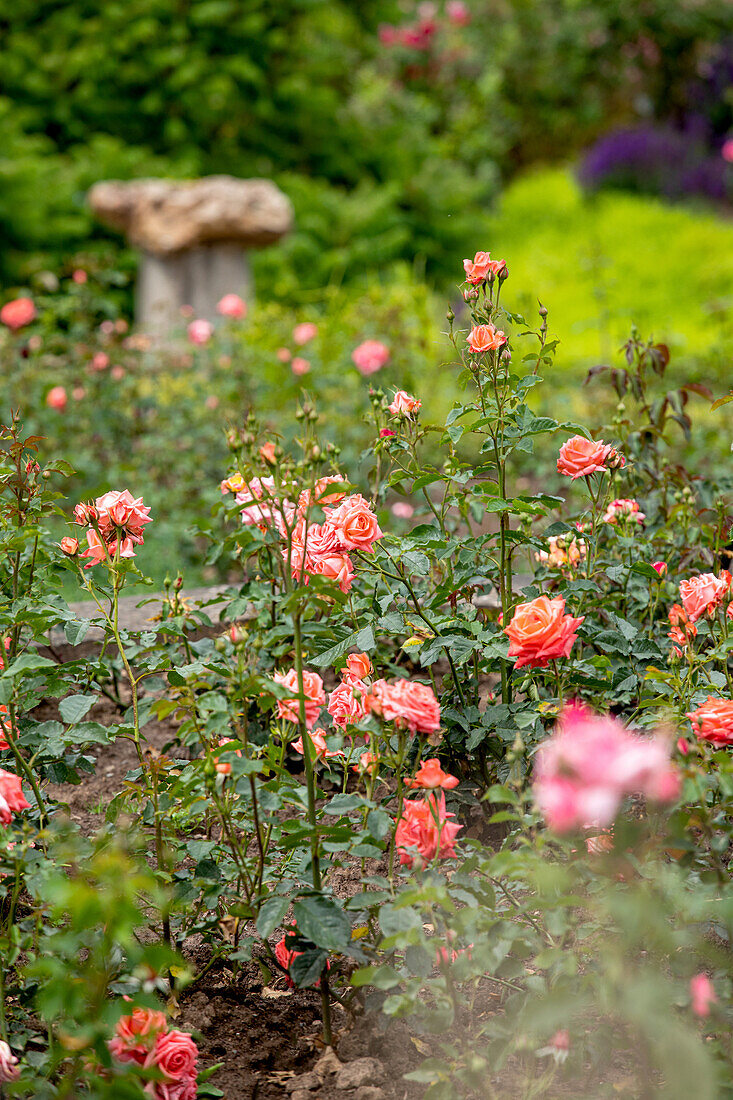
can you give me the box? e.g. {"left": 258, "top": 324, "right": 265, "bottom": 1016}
{"left": 0, "top": 248, "right": 730, "bottom": 1096}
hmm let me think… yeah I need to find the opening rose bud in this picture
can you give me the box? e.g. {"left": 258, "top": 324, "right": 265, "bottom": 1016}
{"left": 59, "top": 537, "right": 79, "bottom": 556}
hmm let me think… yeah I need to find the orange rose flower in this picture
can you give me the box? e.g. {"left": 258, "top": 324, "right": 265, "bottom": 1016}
{"left": 687, "top": 696, "right": 733, "bottom": 746}
{"left": 504, "top": 595, "right": 584, "bottom": 669}
{"left": 556, "top": 435, "right": 618, "bottom": 480}
{"left": 679, "top": 573, "right": 729, "bottom": 623}
{"left": 467, "top": 323, "right": 507, "bottom": 353}
{"left": 405, "top": 758, "right": 459, "bottom": 790}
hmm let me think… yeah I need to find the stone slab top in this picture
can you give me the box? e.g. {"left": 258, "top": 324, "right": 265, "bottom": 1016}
{"left": 88, "top": 175, "right": 293, "bottom": 255}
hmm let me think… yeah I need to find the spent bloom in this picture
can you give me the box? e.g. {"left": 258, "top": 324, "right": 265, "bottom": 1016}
{"left": 216, "top": 293, "right": 247, "bottom": 318}
{"left": 533, "top": 703, "right": 680, "bottom": 833}
{"left": 603, "top": 498, "right": 645, "bottom": 525}
{"left": 273, "top": 669, "right": 325, "bottom": 729}
{"left": 467, "top": 323, "right": 507, "bottom": 353}
{"left": 687, "top": 696, "right": 733, "bottom": 746}
{"left": 679, "top": 573, "right": 729, "bottom": 622}
{"left": 557, "top": 435, "right": 622, "bottom": 480}
{"left": 395, "top": 792, "right": 462, "bottom": 867}
{"left": 1, "top": 297, "right": 36, "bottom": 331}
{"left": 352, "top": 340, "right": 390, "bottom": 375}
{"left": 388, "top": 390, "right": 422, "bottom": 417}
{"left": 504, "top": 595, "right": 584, "bottom": 670}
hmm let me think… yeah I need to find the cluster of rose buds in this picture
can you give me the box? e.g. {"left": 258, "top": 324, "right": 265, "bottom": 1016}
{"left": 63, "top": 489, "right": 152, "bottom": 567}
{"left": 533, "top": 703, "right": 679, "bottom": 834}
{"left": 602, "top": 498, "right": 645, "bottom": 525}
{"left": 108, "top": 1007, "right": 198, "bottom": 1099}
{"left": 535, "top": 533, "right": 587, "bottom": 573}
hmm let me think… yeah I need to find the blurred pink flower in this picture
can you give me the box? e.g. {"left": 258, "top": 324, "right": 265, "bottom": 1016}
{"left": 92, "top": 352, "right": 109, "bottom": 371}
{"left": 352, "top": 340, "right": 390, "bottom": 375}
{"left": 690, "top": 973, "right": 716, "bottom": 1017}
{"left": 391, "top": 502, "right": 414, "bottom": 519}
{"left": 293, "top": 322, "right": 318, "bottom": 345}
{"left": 46, "top": 386, "right": 67, "bottom": 411}
{"left": 216, "top": 293, "right": 247, "bottom": 318}
{"left": 721, "top": 139, "right": 733, "bottom": 163}
{"left": 1, "top": 297, "right": 35, "bottom": 331}
{"left": 72, "top": 269, "right": 88, "bottom": 284}
{"left": 291, "top": 356, "right": 310, "bottom": 375}
{"left": 187, "top": 319, "right": 213, "bottom": 345}
{"left": 446, "top": 0, "right": 471, "bottom": 25}
{"left": 277, "top": 347, "right": 292, "bottom": 363}
{"left": 111, "top": 365, "right": 125, "bottom": 381}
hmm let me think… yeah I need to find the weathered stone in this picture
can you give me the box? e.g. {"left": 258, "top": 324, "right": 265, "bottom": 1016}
{"left": 88, "top": 176, "right": 293, "bottom": 255}
{"left": 286, "top": 1073, "right": 319, "bottom": 1092}
{"left": 314, "top": 1048, "right": 343, "bottom": 1081}
{"left": 353, "top": 1089, "right": 386, "bottom": 1100}
{"left": 334, "top": 1058, "right": 385, "bottom": 1091}
{"left": 291, "top": 1090, "right": 317, "bottom": 1100}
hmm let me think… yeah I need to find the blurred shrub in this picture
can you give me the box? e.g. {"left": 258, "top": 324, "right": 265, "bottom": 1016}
{"left": 2, "top": 0, "right": 731, "bottom": 294}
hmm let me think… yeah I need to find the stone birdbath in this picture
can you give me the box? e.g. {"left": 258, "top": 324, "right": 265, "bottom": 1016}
{"left": 88, "top": 175, "right": 293, "bottom": 337}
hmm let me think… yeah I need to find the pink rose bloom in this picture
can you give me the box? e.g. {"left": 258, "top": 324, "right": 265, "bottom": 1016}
{"left": 46, "top": 386, "right": 67, "bottom": 411}
{"left": 380, "top": 428, "right": 395, "bottom": 438}
{"left": 602, "top": 499, "right": 645, "bottom": 525}
{"left": 504, "top": 595, "right": 584, "bottom": 670}
{"left": 0, "top": 770, "right": 29, "bottom": 826}
{"left": 72, "top": 269, "right": 88, "bottom": 284}
{"left": 722, "top": 139, "right": 733, "bottom": 163}
{"left": 462, "top": 251, "right": 499, "bottom": 284}
{"left": 388, "top": 390, "right": 422, "bottom": 416}
{"left": 291, "top": 356, "right": 310, "bottom": 375}
{"left": 651, "top": 561, "right": 667, "bottom": 577}
{"left": 557, "top": 435, "right": 618, "bottom": 480}
{"left": 293, "top": 322, "right": 318, "bottom": 345}
{"left": 369, "top": 679, "right": 440, "bottom": 735}
{"left": 273, "top": 668, "right": 326, "bottom": 729}
{"left": 303, "top": 475, "right": 348, "bottom": 509}
{"left": 391, "top": 502, "right": 414, "bottom": 519}
{"left": 216, "top": 293, "right": 247, "bottom": 319}
{"left": 325, "top": 494, "right": 383, "bottom": 553}
{"left": 154, "top": 1075, "right": 198, "bottom": 1100}
{"left": 148, "top": 1029, "right": 198, "bottom": 1083}
{"left": 309, "top": 551, "right": 355, "bottom": 593}
{"left": 291, "top": 727, "right": 345, "bottom": 761}
{"left": 328, "top": 680, "right": 368, "bottom": 728}
{"left": 690, "top": 973, "right": 716, "bottom": 1018}
{"left": 352, "top": 340, "right": 390, "bottom": 375}
{"left": 0, "top": 1041, "right": 20, "bottom": 1083}
{"left": 395, "top": 792, "right": 462, "bottom": 867}
{"left": 533, "top": 703, "right": 679, "bottom": 833}
{"left": 95, "top": 489, "right": 152, "bottom": 541}
{"left": 277, "top": 347, "right": 292, "bottom": 363}
{"left": 679, "top": 573, "right": 729, "bottom": 622}
{"left": 467, "top": 323, "right": 506, "bottom": 352}
{"left": 187, "top": 319, "right": 213, "bottom": 345}
{"left": 92, "top": 352, "right": 109, "bottom": 371}
{"left": 1, "top": 297, "right": 36, "bottom": 330}
{"left": 446, "top": 0, "right": 471, "bottom": 25}
{"left": 301, "top": 522, "right": 344, "bottom": 558}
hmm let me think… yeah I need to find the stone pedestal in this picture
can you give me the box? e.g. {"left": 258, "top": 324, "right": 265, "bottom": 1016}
{"left": 136, "top": 244, "right": 252, "bottom": 336}
{"left": 87, "top": 175, "right": 292, "bottom": 338}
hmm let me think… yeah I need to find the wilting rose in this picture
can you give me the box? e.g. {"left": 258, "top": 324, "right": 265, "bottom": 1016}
{"left": 556, "top": 435, "right": 617, "bottom": 480}
{"left": 326, "top": 494, "right": 383, "bottom": 552}
{"left": 679, "top": 573, "right": 729, "bottom": 622}
{"left": 273, "top": 668, "right": 325, "bottom": 729}
{"left": 405, "top": 758, "right": 459, "bottom": 790}
{"left": 293, "top": 322, "right": 318, "bottom": 345}
{"left": 388, "top": 390, "right": 422, "bottom": 416}
{"left": 187, "top": 319, "right": 213, "bottom": 346}
{"left": 217, "top": 293, "right": 247, "bottom": 318}
{"left": 0, "top": 297, "right": 35, "bottom": 331}
{"left": 46, "top": 386, "right": 68, "bottom": 411}
{"left": 504, "top": 595, "right": 584, "bottom": 669}
{"left": 467, "top": 323, "right": 506, "bottom": 353}
{"left": 352, "top": 340, "right": 390, "bottom": 375}
{"left": 687, "top": 695, "right": 733, "bottom": 746}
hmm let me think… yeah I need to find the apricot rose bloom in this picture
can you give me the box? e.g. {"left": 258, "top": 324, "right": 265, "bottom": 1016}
{"left": 467, "top": 323, "right": 507, "bottom": 353}
{"left": 395, "top": 792, "right": 462, "bottom": 867}
{"left": 0, "top": 297, "right": 35, "bottom": 331}
{"left": 679, "top": 573, "right": 729, "bottom": 622}
{"left": 151, "top": 1029, "right": 198, "bottom": 1081}
{"left": 59, "top": 536, "right": 79, "bottom": 556}
{"left": 388, "top": 390, "right": 422, "bottom": 416}
{"left": 344, "top": 652, "right": 372, "bottom": 683}
{"left": 291, "top": 727, "right": 345, "bottom": 761}
{"left": 405, "top": 758, "right": 459, "bottom": 790}
{"left": 273, "top": 668, "right": 325, "bottom": 729}
{"left": 327, "top": 680, "right": 368, "bottom": 728}
{"left": 504, "top": 595, "right": 584, "bottom": 670}
{"left": 462, "top": 251, "right": 505, "bottom": 284}
{"left": 108, "top": 1007, "right": 168, "bottom": 1064}
{"left": 687, "top": 696, "right": 733, "bottom": 746}
{"left": 556, "top": 435, "right": 619, "bottom": 480}
{"left": 326, "top": 494, "right": 383, "bottom": 553}
{"left": 0, "top": 770, "right": 30, "bottom": 825}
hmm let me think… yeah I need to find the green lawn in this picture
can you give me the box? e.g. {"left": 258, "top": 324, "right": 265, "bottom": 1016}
{"left": 483, "top": 167, "right": 733, "bottom": 373}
